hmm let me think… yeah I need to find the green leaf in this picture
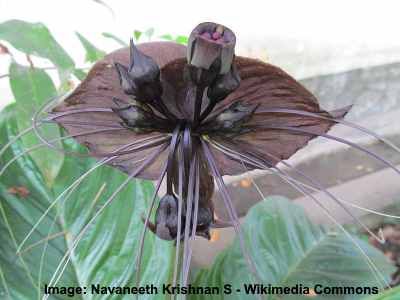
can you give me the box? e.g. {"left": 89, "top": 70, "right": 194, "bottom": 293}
{"left": 160, "top": 34, "right": 188, "bottom": 45}
{"left": 8, "top": 61, "right": 64, "bottom": 186}
{"left": 193, "top": 197, "right": 395, "bottom": 300}
{"left": 0, "top": 104, "right": 175, "bottom": 299}
{"left": 53, "top": 139, "right": 175, "bottom": 300}
{"left": 134, "top": 30, "right": 142, "bottom": 42}
{"left": 73, "top": 68, "right": 87, "bottom": 81}
{"left": 160, "top": 34, "right": 173, "bottom": 41}
{"left": 75, "top": 32, "right": 105, "bottom": 63}
{"left": 0, "top": 20, "right": 75, "bottom": 76}
{"left": 175, "top": 35, "right": 188, "bottom": 45}
{"left": 0, "top": 105, "right": 79, "bottom": 299}
{"left": 102, "top": 32, "right": 128, "bottom": 47}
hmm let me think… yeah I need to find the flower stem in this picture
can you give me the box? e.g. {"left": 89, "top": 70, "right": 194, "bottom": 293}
{"left": 199, "top": 101, "right": 217, "bottom": 122}
{"left": 153, "top": 96, "right": 177, "bottom": 121}
{"left": 193, "top": 85, "right": 205, "bottom": 128}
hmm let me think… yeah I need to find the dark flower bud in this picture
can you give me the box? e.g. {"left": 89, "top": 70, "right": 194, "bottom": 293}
{"left": 114, "top": 40, "right": 162, "bottom": 102}
{"left": 112, "top": 98, "right": 167, "bottom": 132}
{"left": 128, "top": 39, "right": 160, "bottom": 85}
{"left": 207, "top": 102, "right": 258, "bottom": 134}
{"left": 195, "top": 228, "right": 211, "bottom": 240}
{"left": 193, "top": 205, "right": 213, "bottom": 240}
{"left": 187, "top": 22, "right": 236, "bottom": 76}
{"left": 114, "top": 62, "right": 137, "bottom": 95}
{"left": 207, "top": 65, "right": 241, "bottom": 103}
{"left": 149, "top": 194, "right": 180, "bottom": 241}
{"left": 196, "top": 205, "right": 213, "bottom": 227}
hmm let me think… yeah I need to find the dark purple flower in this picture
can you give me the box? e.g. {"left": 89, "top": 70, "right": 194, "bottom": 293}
{"left": 51, "top": 23, "right": 350, "bottom": 239}
{"left": 49, "top": 22, "right": 375, "bottom": 285}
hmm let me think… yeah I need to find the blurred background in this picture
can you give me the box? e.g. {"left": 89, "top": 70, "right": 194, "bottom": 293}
{"left": 2, "top": 0, "right": 400, "bottom": 105}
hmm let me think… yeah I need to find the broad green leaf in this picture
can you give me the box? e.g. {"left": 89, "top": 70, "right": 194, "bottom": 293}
{"left": 366, "top": 286, "right": 400, "bottom": 299}
{"left": 0, "top": 20, "right": 75, "bottom": 76}
{"left": 0, "top": 104, "right": 174, "bottom": 299}
{"left": 52, "top": 138, "right": 175, "bottom": 300}
{"left": 193, "top": 197, "right": 395, "bottom": 300}
{"left": 0, "top": 105, "right": 79, "bottom": 300}
{"left": 134, "top": 30, "right": 142, "bottom": 42}
{"left": 75, "top": 32, "right": 105, "bottom": 63}
{"left": 102, "top": 32, "right": 128, "bottom": 47}
{"left": 8, "top": 61, "right": 64, "bottom": 186}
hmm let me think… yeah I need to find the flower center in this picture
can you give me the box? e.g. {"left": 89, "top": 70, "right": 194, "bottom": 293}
{"left": 113, "top": 23, "right": 257, "bottom": 137}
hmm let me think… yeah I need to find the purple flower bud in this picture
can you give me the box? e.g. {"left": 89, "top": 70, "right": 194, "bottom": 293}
{"left": 128, "top": 39, "right": 160, "bottom": 84}
{"left": 111, "top": 98, "right": 167, "bottom": 132}
{"left": 154, "top": 194, "right": 180, "bottom": 241}
{"left": 187, "top": 22, "right": 236, "bottom": 76}
{"left": 114, "top": 40, "right": 162, "bottom": 103}
{"left": 114, "top": 62, "right": 136, "bottom": 95}
{"left": 205, "top": 102, "right": 258, "bottom": 134}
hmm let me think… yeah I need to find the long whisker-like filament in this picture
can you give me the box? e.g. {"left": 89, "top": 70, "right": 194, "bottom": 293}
{"left": 201, "top": 140, "right": 262, "bottom": 286}
{"left": 38, "top": 183, "right": 107, "bottom": 296}
{"left": 209, "top": 138, "right": 390, "bottom": 289}
{"left": 0, "top": 128, "right": 129, "bottom": 177}
{"left": 239, "top": 156, "right": 388, "bottom": 289}
{"left": 181, "top": 154, "right": 196, "bottom": 289}
{"left": 275, "top": 159, "right": 388, "bottom": 244}
{"left": 135, "top": 127, "right": 180, "bottom": 299}
{"left": 270, "top": 165, "right": 390, "bottom": 289}
{"left": 17, "top": 135, "right": 167, "bottom": 254}
{"left": 18, "top": 231, "right": 66, "bottom": 255}
{"left": 173, "top": 138, "right": 184, "bottom": 289}
{"left": 134, "top": 162, "right": 168, "bottom": 300}
{"left": 209, "top": 138, "right": 387, "bottom": 244}
{"left": 277, "top": 171, "right": 400, "bottom": 220}
{"left": 43, "top": 144, "right": 168, "bottom": 299}
{"left": 30, "top": 93, "right": 131, "bottom": 157}
{"left": 16, "top": 158, "right": 110, "bottom": 254}
{"left": 68, "top": 134, "right": 168, "bottom": 158}
{"left": 254, "top": 108, "right": 400, "bottom": 154}
{"left": 34, "top": 113, "right": 168, "bottom": 158}
{"left": 183, "top": 156, "right": 200, "bottom": 286}
{"left": 0, "top": 265, "right": 11, "bottom": 300}
{"left": 239, "top": 160, "right": 267, "bottom": 201}
{"left": 42, "top": 119, "right": 124, "bottom": 129}
{"left": 0, "top": 125, "right": 35, "bottom": 158}
{"left": 251, "top": 125, "right": 400, "bottom": 176}
{"left": 38, "top": 211, "right": 63, "bottom": 299}
{"left": 211, "top": 138, "right": 400, "bottom": 221}
{"left": 47, "top": 107, "right": 113, "bottom": 119}
{"left": 0, "top": 198, "right": 37, "bottom": 290}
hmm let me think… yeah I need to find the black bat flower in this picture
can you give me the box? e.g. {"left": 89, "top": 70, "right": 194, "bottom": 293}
{"left": 44, "top": 22, "right": 400, "bottom": 286}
